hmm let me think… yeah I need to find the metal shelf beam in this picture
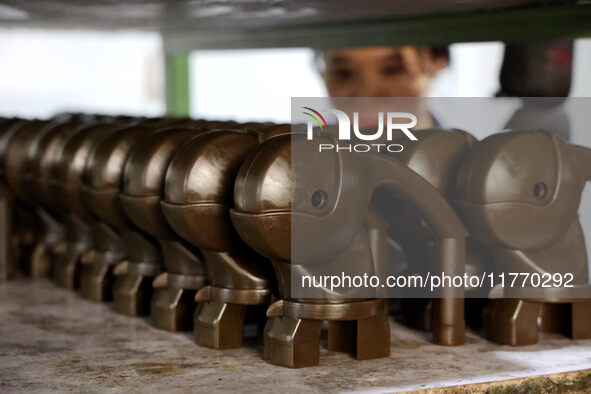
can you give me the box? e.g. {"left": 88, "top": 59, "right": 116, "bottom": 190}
{"left": 163, "top": 4, "right": 591, "bottom": 52}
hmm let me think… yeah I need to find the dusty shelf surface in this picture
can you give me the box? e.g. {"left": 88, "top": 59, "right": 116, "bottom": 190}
{"left": 1, "top": 279, "right": 591, "bottom": 393}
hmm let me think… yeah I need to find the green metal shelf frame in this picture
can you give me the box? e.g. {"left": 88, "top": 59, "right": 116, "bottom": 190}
{"left": 165, "top": 53, "right": 190, "bottom": 117}
{"left": 162, "top": 3, "right": 591, "bottom": 115}
{"left": 162, "top": 4, "right": 591, "bottom": 52}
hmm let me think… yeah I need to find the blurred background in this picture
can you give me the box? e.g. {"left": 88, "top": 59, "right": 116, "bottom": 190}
{"left": 1, "top": 29, "right": 590, "bottom": 122}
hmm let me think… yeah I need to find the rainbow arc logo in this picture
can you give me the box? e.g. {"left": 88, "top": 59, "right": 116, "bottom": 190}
{"left": 302, "top": 107, "right": 328, "bottom": 131}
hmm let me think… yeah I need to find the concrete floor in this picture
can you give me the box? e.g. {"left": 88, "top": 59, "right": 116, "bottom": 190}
{"left": 1, "top": 279, "right": 591, "bottom": 393}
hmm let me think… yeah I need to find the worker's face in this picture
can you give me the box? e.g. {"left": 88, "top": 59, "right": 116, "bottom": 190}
{"left": 323, "top": 46, "right": 447, "bottom": 97}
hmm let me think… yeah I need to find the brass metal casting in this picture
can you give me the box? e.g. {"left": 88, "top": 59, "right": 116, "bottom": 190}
{"left": 161, "top": 126, "right": 282, "bottom": 348}
{"left": 455, "top": 130, "right": 591, "bottom": 345}
{"left": 51, "top": 123, "right": 127, "bottom": 288}
{"left": 230, "top": 132, "right": 468, "bottom": 367}
{"left": 118, "top": 126, "right": 205, "bottom": 323}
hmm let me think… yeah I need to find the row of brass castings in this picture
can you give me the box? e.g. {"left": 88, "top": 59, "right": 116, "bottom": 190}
{"left": 0, "top": 114, "right": 589, "bottom": 368}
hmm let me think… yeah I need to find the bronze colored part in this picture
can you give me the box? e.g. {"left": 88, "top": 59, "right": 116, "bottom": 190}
{"left": 235, "top": 122, "right": 274, "bottom": 132}
{"left": 51, "top": 123, "right": 123, "bottom": 288}
{"left": 8, "top": 200, "right": 39, "bottom": 277}
{"left": 455, "top": 130, "right": 591, "bottom": 345}
{"left": 0, "top": 118, "right": 31, "bottom": 277}
{"left": 232, "top": 131, "right": 467, "bottom": 270}
{"left": 113, "top": 274, "right": 151, "bottom": 315}
{"left": 164, "top": 272, "right": 207, "bottom": 289}
{"left": 29, "top": 120, "right": 86, "bottom": 213}
{"left": 362, "top": 154, "right": 467, "bottom": 238}
{"left": 159, "top": 239, "right": 206, "bottom": 276}
{"left": 231, "top": 132, "right": 468, "bottom": 367}
{"left": 391, "top": 128, "right": 477, "bottom": 196}
{"left": 151, "top": 240, "right": 207, "bottom": 331}
{"left": 227, "top": 211, "right": 290, "bottom": 266}
{"left": 79, "top": 221, "right": 125, "bottom": 301}
{"left": 52, "top": 215, "right": 91, "bottom": 289}
{"left": 378, "top": 129, "right": 478, "bottom": 338}
{"left": 119, "top": 195, "right": 171, "bottom": 239}
{"left": 0, "top": 185, "right": 11, "bottom": 281}
{"left": 151, "top": 284, "right": 200, "bottom": 332}
{"left": 118, "top": 127, "right": 206, "bottom": 323}
{"left": 120, "top": 127, "right": 200, "bottom": 238}
{"left": 327, "top": 311, "right": 390, "bottom": 361}
{"left": 199, "top": 120, "right": 238, "bottom": 130}
{"left": 264, "top": 303, "right": 390, "bottom": 368}
{"left": 79, "top": 253, "right": 114, "bottom": 301}
{"left": 432, "top": 297, "right": 465, "bottom": 346}
{"left": 193, "top": 302, "right": 248, "bottom": 349}
{"left": 113, "top": 260, "right": 161, "bottom": 277}
{"left": 137, "top": 117, "right": 202, "bottom": 129}
{"left": 261, "top": 124, "right": 292, "bottom": 140}
{"left": 83, "top": 125, "right": 157, "bottom": 231}
{"left": 456, "top": 131, "right": 582, "bottom": 250}
{"left": 267, "top": 299, "right": 386, "bottom": 321}
{"left": 196, "top": 248, "right": 269, "bottom": 290}
{"left": 53, "top": 123, "right": 123, "bottom": 220}
{"left": 263, "top": 316, "right": 323, "bottom": 368}
{"left": 232, "top": 134, "right": 293, "bottom": 215}
{"left": 485, "top": 297, "right": 591, "bottom": 346}
{"left": 80, "top": 125, "right": 158, "bottom": 305}
{"left": 161, "top": 129, "right": 265, "bottom": 258}
{"left": 28, "top": 120, "right": 93, "bottom": 282}
{"left": 113, "top": 260, "right": 162, "bottom": 316}
{"left": 162, "top": 129, "right": 273, "bottom": 347}
{"left": 195, "top": 285, "right": 271, "bottom": 305}
{"left": 3, "top": 120, "right": 52, "bottom": 277}
{"left": 4, "top": 119, "right": 69, "bottom": 278}
{"left": 5, "top": 120, "right": 52, "bottom": 201}
{"left": 482, "top": 299, "right": 541, "bottom": 346}
{"left": 112, "top": 228, "right": 161, "bottom": 316}
{"left": 26, "top": 209, "right": 63, "bottom": 278}
{"left": 571, "top": 302, "right": 591, "bottom": 339}
{"left": 0, "top": 118, "right": 27, "bottom": 179}
{"left": 163, "top": 130, "right": 259, "bottom": 207}
{"left": 113, "top": 260, "right": 128, "bottom": 276}
{"left": 540, "top": 302, "right": 591, "bottom": 340}
{"left": 153, "top": 272, "right": 167, "bottom": 288}
{"left": 0, "top": 118, "right": 27, "bottom": 280}
{"left": 161, "top": 201, "right": 244, "bottom": 254}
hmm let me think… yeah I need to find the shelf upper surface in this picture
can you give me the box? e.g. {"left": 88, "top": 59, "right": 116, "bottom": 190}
{"left": 2, "top": 280, "right": 591, "bottom": 392}
{"left": 1, "top": 0, "right": 590, "bottom": 50}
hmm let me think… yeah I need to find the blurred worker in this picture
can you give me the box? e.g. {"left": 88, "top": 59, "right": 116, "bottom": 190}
{"left": 318, "top": 46, "right": 449, "bottom": 97}
{"left": 316, "top": 46, "right": 449, "bottom": 129}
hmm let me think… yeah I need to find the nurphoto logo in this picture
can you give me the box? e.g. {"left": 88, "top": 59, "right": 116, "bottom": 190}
{"left": 302, "top": 107, "right": 418, "bottom": 152}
